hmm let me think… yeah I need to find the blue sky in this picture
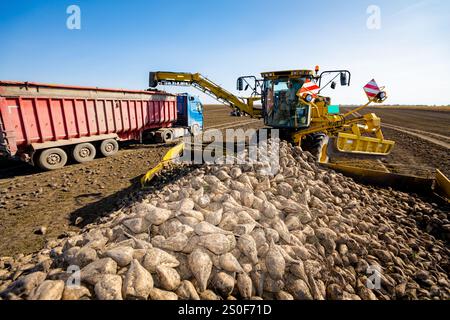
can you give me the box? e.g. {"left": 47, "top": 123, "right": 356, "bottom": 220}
{"left": 0, "top": 0, "right": 449, "bottom": 105}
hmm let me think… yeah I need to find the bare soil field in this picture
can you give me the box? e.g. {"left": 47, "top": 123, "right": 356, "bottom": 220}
{"left": 365, "top": 107, "right": 450, "bottom": 136}
{"left": 204, "top": 105, "right": 264, "bottom": 131}
{"left": 342, "top": 107, "right": 450, "bottom": 177}
{"left": 0, "top": 144, "right": 171, "bottom": 257}
{"left": 371, "top": 105, "right": 450, "bottom": 112}
{"left": 380, "top": 127, "right": 449, "bottom": 177}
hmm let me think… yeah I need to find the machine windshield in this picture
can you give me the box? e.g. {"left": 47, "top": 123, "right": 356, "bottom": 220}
{"left": 264, "top": 77, "right": 311, "bottom": 129}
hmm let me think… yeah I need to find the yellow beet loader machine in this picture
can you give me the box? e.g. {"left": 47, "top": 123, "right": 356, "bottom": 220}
{"left": 148, "top": 69, "right": 394, "bottom": 162}
{"left": 143, "top": 68, "right": 449, "bottom": 201}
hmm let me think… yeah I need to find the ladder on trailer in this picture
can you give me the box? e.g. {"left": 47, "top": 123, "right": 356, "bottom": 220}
{"left": 0, "top": 116, "right": 10, "bottom": 157}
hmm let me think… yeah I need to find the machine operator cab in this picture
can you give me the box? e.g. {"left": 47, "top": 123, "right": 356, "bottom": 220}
{"left": 261, "top": 70, "right": 315, "bottom": 129}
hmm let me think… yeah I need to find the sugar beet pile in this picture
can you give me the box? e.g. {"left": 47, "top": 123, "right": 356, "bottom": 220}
{"left": 0, "top": 140, "right": 448, "bottom": 300}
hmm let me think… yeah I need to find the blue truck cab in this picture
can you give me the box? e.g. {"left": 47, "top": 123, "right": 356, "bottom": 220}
{"left": 155, "top": 93, "right": 204, "bottom": 143}
{"left": 176, "top": 93, "right": 204, "bottom": 135}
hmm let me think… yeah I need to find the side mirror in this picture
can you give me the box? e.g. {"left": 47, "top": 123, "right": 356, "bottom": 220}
{"left": 340, "top": 72, "right": 348, "bottom": 86}
{"left": 237, "top": 78, "right": 244, "bottom": 91}
{"left": 189, "top": 96, "right": 195, "bottom": 101}
{"left": 149, "top": 72, "right": 158, "bottom": 88}
{"left": 331, "top": 81, "right": 337, "bottom": 90}
{"left": 245, "top": 84, "right": 249, "bottom": 91}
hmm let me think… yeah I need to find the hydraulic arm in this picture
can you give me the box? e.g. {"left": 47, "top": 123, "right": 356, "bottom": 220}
{"left": 149, "top": 72, "right": 262, "bottom": 118}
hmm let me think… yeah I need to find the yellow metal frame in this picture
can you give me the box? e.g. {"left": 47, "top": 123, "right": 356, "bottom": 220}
{"left": 153, "top": 72, "right": 262, "bottom": 117}
{"left": 140, "top": 142, "right": 185, "bottom": 186}
{"left": 321, "top": 162, "right": 450, "bottom": 201}
{"left": 261, "top": 70, "right": 314, "bottom": 79}
{"left": 335, "top": 132, "right": 395, "bottom": 155}
{"left": 436, "top": 169, "right": 450, "bottom": 201}
{"left": 291, "top": 97, "right": 395, "bottom": 159}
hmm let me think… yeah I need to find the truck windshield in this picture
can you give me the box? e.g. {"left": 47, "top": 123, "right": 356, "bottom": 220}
{"left": 264, "top": 77, "right": 311, "bottom": 129}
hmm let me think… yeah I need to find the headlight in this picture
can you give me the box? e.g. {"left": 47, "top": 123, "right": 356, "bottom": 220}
{"left": 304, "top": 94, "right": 313, "bottom": 102}
{"left": 377, "top": 91, "right": 386, "bottom": 100}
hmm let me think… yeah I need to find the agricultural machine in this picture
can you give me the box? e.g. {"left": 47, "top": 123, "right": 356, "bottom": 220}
{"left": 143, "top": 68, "right": 449, "bottom": 201}
{"left": 148, "top": 68, "right": 394, "bottom": 163}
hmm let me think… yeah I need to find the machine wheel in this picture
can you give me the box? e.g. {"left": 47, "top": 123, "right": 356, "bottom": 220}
{"left": 99, "top": 139, "right": 119, "bottom": 157}
{"left": 37, "top": 148, "right": 68, "bottom": 170}
{"left": 230, "top": 109, "right": 242, "bottom": 117}
{"left": 72, "top": 143, "right": 96, "bottom": 163}
{"left": 303, "top": 133, "right": 330, "bottom": 163}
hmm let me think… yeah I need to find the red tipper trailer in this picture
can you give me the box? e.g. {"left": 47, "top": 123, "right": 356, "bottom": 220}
{"left": 0, "top": 81, "right": 177, "bottom": 170}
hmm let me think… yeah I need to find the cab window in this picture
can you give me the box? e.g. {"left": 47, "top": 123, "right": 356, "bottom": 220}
{"left": 264, "top": 77, "right": 310, "bottom": 129}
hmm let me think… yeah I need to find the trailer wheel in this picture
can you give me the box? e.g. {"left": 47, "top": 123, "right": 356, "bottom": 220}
{"left": 37, "top": 148, "right": 68, "bottom": 170}
{"left": 72, "top": 143, "right": 96, "bottom": 163}
{"left": 99, "top": 139, "right": 119, "bottom": 157}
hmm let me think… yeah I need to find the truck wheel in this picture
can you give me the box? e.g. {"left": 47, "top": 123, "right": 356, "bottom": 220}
{"left": 72, "top": 143, "right": 96, "bottom": 163}
{"left": 162, "top": 130, "right": 174, "bottom": 143}
{"left": 99, "top": 139, "right": 119, "bottom": 157}
{"left": 37, "top": 148, "right": 68, "bottom": 170}
{"left": 191, "top": 124, "right": 201, "bottom": 136}
{"left": 303, "top": 133, "right": 330, "bottom": 163}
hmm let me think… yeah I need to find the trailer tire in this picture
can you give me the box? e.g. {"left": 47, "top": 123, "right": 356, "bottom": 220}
{"left": 99, "top": 139, "right": 119, "bottom": 157}
{"left": 37, "top": 148, "right": 68, "bottom": 170}
{"left": 72, "top": 143, "right": 96, "bottom": 163}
